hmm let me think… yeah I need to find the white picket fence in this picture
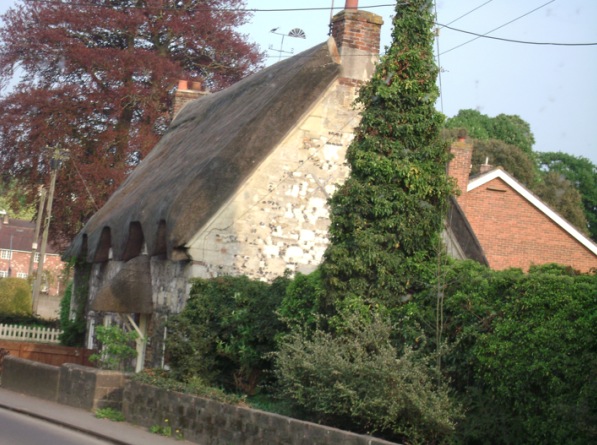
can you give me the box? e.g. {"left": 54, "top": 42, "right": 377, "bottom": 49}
{"left": 0, "top": 323, "right": 62, "bottom": 344}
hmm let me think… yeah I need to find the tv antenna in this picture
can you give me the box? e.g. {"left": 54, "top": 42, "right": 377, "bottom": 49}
{"left": 269, "top": 28, "right": 306, "bottom": 61}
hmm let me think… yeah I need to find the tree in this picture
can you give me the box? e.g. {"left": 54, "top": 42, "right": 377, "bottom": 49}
{"left": 445, "top": 109, "right": 535, "bottom": 154}
{"left": 534, "top": 170, "right": 589, "bottom": 234}
{"left": 0, "top": 0, "right": 263, "bottom": 247}
{"left": 470, "top": 138, "right": 538, "bottom": 185}
{"left": 0, "top": 179, "right": 35, "bottom": 220}
{"left": 321, "top": 0, "right": 454, "bottom": 308}
{"left": 538, "top": 152, "right": 597, "bottom": 241}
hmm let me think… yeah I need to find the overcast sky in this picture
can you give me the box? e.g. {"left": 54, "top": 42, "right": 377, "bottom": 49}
{"left": 1, "top": 0, "right": 595, "bottom": 164}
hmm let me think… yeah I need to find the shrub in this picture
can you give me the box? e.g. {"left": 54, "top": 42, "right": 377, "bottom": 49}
{"left": 0, "top": 278, "right": 32, "bottom": 316}
{"left": 166, "top": 275, "right": 289, "bottom": 394}
{"left": 89, "top": 325, "right": 138, "bottom": 371}
{"left": 274, "top": 311, "right": 460, "bottom": 444}
{"left": 58, "top": 282, "right": 86, "bottom": 347}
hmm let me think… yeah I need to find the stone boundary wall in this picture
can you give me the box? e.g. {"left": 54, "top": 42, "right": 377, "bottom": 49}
{"left": 124, "top": 381, "right": 400, "bottom": 445}
{"left": 1, "top": 356, "right": 60, "bottom": 401}
{"left": 1, "top": 356, "right": 126, "bottom": 411}
{"left": 2, "top": 357, "right": 400, "bottom": 445}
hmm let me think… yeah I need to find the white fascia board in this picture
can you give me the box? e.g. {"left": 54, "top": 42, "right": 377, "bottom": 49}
{"left": 467, "top": 168, "right": 597, "bottom": 256}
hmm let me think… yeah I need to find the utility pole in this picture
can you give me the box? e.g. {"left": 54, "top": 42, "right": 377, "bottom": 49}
{"left": 32, "top": 148, "right": 68, "bottom": 315}
{"left": 28, "top": 186, "right": 47, "bottom": 278}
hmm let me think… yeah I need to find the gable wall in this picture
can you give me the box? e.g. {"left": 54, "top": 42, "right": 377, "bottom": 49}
{"left": 460, "top": 177, "right": 597, "bottom": 272}
{"left": 187, "top": 81, "right": 359, "bottom": 281}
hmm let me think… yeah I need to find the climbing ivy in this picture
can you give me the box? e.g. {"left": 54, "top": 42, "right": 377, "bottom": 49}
{"left": 321, "top": 0, "right": 455, "bottom": 309}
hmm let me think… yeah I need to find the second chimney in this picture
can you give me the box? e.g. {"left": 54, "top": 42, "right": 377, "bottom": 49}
{"left": 448, "top": 137, "right": 473, "bottom": 201}
{"left": 173, "top": 79, "right": 208, "bottom": 119}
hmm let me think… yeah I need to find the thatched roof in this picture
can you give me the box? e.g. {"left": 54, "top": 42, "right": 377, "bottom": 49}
{"left": 65, "top": 39, "right": 342, "bottom": 262}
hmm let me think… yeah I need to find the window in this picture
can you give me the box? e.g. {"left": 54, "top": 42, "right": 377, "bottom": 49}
{"left": 16, "top": 272, "right": 28, "bottom": 278}
{"left": 0, "top": 249, "right": 11, "bottom": 260}
{"left": 34, "top": 253, "right": 43, "bottom": 263}
{"left": 0, "top": 270, "right": 7, "bottom": 278}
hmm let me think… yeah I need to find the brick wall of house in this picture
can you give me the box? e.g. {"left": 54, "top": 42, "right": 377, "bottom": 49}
{"left": 0, "top": 251, "right": 64, "bottom": 297}
{"left": 460, "top": 177, "right": 597, "bottom": 272}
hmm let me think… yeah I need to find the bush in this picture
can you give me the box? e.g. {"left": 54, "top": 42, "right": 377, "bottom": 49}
{"left": 58, "top": 282, "right": 86, "bottom": 347}
{"left": 399, "top": 261, "right": 597, "bottom": 444}
{"left": 274, "top": 311, "right": 460, "bottom": 444}
{"left": 89, "top": 325, "right": 138, "bottom": 371}
{"left": 0, "top": 278, "right": 32, "bottom": 316}
{"left": 166, "top": 275, "right": 289, "bottom": 394}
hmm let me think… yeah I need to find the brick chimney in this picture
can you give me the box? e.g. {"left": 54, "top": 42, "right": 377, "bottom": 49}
{"left": 448, "top": 136, "right": 473, "bottom": 201}
{"left": 173, "top": 79, "right": 209, "bottom": 119}
{"left": 331, "top": 0, "right": 383, "bottom": 83}
{"left": 479, "top": 157, "right": 493, "bottom": 174}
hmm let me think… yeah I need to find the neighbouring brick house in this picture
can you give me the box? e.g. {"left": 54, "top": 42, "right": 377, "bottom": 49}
{"left": 0, "top": 212, "right": 66, "bottom": 299}
{"left": 64, "top": 2, "right": 385, "bottom": 370}
{"left": 448, "top": 138, "right": 597, "bottom": 272}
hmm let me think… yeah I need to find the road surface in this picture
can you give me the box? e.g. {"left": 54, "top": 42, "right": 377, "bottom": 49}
{"left": 0, "top": 407, "right": 112, "bottom": 445}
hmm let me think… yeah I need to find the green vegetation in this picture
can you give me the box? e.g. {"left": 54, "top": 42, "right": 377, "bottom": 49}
{"left": 58, "top": 282, "right": 86, "bottom": 347}
{"left": 133, "top": 369, "right": 245, "bottom": 406}
{"left": 89, "top": 325, "right": 138, "bottom": 371}
{"left": 445, "top": 109, "right": 535, "bottom": 154}
{"left": 321, "top": 0, "right": 454, "bottom": 310}
{"left": 166, "top": 275, "right": 289, "bottom": 394}
{"left": 538, "top": 151, "right": 597, "bottom": 241}
{"left": 94, "top": 407, "right": 125, "bottom": 422}
{"left": 0, "top": 278, "right": 32, "bottom": 316}
{"left": 0, "top": 180, "right": 35, "bottom": 220}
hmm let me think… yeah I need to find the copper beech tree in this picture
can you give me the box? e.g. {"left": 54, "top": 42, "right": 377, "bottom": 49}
{"left": 0, "top": 0, "right": 262, "bottom": 246}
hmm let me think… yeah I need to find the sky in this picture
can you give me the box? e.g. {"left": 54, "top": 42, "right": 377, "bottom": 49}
{"left": 238, "top": 0, "right": 597, "bottom": 164}
{"left": 0, "top": 0, "right": 595, "bottom": 164}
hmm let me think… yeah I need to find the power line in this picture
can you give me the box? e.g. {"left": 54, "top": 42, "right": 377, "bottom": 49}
{"left": 440, "top": 23, "right": 597, "bottom": 47}
{"left": 24, "top": 0, "right": 396, "bottom": 13}
{"left": 441, "top": 0, "right": 494, "bottom": 28}
{"left": 440, "top": 0, "right": 557, "bottom": 55}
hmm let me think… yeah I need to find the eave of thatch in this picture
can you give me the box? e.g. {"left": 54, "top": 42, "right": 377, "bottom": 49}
{"left": 65, "top": 38, "right": 342, "bottom": 262}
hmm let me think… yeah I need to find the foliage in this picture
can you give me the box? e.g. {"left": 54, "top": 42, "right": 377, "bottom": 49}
{"left": 166, "top": 275, "right": 289, "bottom": 394}
{"left": 0, "top": 0, "right": 263, "bottom": 246}
{"left": 534, "top": 170, "right": 589, "bottom": 234}
{"left": 321, "top": 0, "right": 454, "bottom": 308}
{"left": 149, "top": 418, "right": 183, "bottom": 440}
{"left": 538, "top": 151, "right": 597, "bottom": 241}
{"left": 445, "top": 109, "right": 535, "bottom": 154}
{"left": 0, "top": 179, "right": 35, "bottom": 220}
{"left": 470, "top": 139, "right": 538, "bottom": 185}
{"left": 0, "top": 313, "right": 59, "bottom": 328}
{"left": 0, "top": 278, "right": 32, "bottom": 316}
{"left": 396, "top": 261, "right": 597, "bottom": 445}
{"left": 133, "top": 368, "right": 245, "bottom": 406}
{"left": 89, "top": 324, "right": 138, "bottom": 371}
{"left": 94, "top": 407, "right": 125, "bottom": 422}
{"left": 277, "top": 270, "right": 324, "bottom": 332}
{"left": 58, "top": 281, "right": 86, "bottom": 346}
{"left": 468, "top": 265, "right": 597, "bottom": 445}
{"left": 274, "top": 311, "right": 460, "bottom": 444}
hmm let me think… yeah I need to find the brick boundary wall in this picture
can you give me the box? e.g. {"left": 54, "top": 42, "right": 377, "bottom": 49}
{"left": 124, "top": 380, "right": 401, "bottom": 445}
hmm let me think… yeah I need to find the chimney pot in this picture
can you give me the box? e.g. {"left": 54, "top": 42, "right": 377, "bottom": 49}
{"left": 345, "top": 0, "right": 358, "bottom": 9}
{"left": 178, "top": 79, "right": 189, "bottom": 90}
